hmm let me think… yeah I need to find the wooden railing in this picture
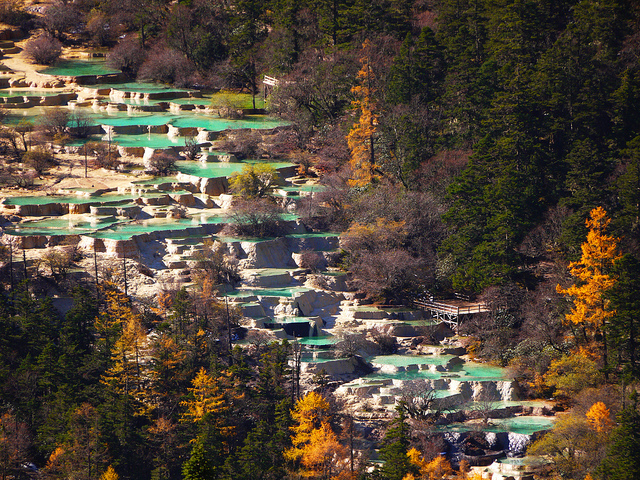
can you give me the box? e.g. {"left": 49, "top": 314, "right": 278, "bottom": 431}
{"left": 412, "top": 300, "right": 489, "bottom": 316}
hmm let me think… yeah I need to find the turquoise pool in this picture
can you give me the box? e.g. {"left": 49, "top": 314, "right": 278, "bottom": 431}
{"left": 41, "top": 58, "right": 120, "bottom": 76}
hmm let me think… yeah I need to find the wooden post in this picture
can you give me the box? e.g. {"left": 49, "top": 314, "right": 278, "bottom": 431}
{"left": 94, "top": 243, "right": 99, "bottom": 293}
{"left": 8, "top": 240, "right": 13, "bottom": 293}
{"left": 225, "top": 295, "right": 232, "bottom": 364}
{"left": 22, "top": 246, "right": 28, "bottom": 290}
{"left": 123, "top": 249, "right": 128, "bottom": 297}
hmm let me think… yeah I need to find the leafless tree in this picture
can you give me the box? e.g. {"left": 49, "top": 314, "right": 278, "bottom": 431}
{"left": 183, "top": 135, "right": 201, "bottom": 160}
{"left": 224, "top": 198, "right": 284, "bottom": 238}
{"left": 23, "top": 34, "right": 62, "bottom": 65}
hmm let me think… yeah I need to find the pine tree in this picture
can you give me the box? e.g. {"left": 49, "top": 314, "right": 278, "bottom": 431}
{"left": 607, "top": 254, "right": 640, "bottom": 380}
{"left": 598, "top": 400, "right": 640, "bottom": 480}
{"left": 379, "top": 403, "right": 416, "bottom": 480}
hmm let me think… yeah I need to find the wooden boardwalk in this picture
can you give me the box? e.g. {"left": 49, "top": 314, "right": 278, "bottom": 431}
{"left": 412, "top": 298, "right": 489, "bottom": 331}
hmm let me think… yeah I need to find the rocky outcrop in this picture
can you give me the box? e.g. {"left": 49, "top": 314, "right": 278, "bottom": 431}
{"left": 175, "top": 172, "right": 229, "bottom": 195}
{"left": 301, "top": 356, "right": 373, "bottom": 377}
{"left": 102, "top": 238, "right": 139, "bottom": 258}
{"left": 242, "top": 270, "right": 294, "bottom": 288}
{"left": 0, "top": 233, "right": 48, "bottom": 249}
{"left": 77, "top": 236, "right": 106, "bottom": 252}
{"left": 170, "top": 193, "right": 196, "bottom": 206}
{"left": 14, "top": 203, "right": 69, "bottom": 216}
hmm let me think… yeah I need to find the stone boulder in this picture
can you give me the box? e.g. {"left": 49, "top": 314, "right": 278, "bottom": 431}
{"left": 102, "top": 238, "right": 139, "bottom": 258}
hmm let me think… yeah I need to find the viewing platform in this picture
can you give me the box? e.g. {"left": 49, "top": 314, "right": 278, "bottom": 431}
{"left": 413, "top": 297, "right": 489, "bottom": 331}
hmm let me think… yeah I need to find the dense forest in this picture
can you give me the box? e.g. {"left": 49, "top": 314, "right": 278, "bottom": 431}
{"left": 1, "top": 0, "right": 640, "bottom": 479}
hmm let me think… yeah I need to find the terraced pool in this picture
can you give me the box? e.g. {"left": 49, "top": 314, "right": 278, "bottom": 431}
{"left": 41, "top": 58, "right": 120, "bottom": 76}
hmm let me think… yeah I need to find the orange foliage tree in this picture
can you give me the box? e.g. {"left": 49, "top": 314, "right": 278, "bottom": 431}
{"left": 347, "top": 40, "right": 380, "bottom": 187}
{"left": 404, "top": 448, "right": 453, "bottom": 480}
{"left": 586, "top": 401, "right": 614, "bottom": 434}
{"left": 557, "top": 207, "right": 621, "bottom": 369}
{"left": 284, "top": 391, "right": 347, "bottom": 479}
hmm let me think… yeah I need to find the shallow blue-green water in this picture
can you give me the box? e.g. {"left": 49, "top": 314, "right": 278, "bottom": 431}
{"left": 41, "top": 58, "right": 120, "bottom": 76}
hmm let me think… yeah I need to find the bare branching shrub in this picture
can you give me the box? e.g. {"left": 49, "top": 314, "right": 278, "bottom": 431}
{"left": 23, "top": 34, "right": 62, "bottom": 65}
{"left": 299, "top": 172, "right": 351, "bottom": 230}
{"left": 87, "top": 142, "right": 121, "bottom": 170}
{"left": 370, "top": 329, "right": 399, "bottom": 354}
{"left": 39, "top": 248, "right": 75, "bottom": 278}
{"left": 107, "top": 37, "right": 146, "bottom": 76}
{"left": 400, "top": 386, "right": 455, "bottom": 425}
{"left": 13, "top": 120, "right": 33, "bottom": 153}
{"left": 0, "top": 0, "right": 33, "bottom": 28}
{"left": 191, "top": 240, "right": 240, "bottom": 288}
{"left": 292, "top": 150, "right": 315, "bottom": 176}
{"left": 307, "top": 274, "right": 330, "bottom": 290}
{"left": 146, "top": 152, "right": 177, "bottom": 176}
{"left": 334, "top": 332, "right": 369, "bottom": 358}
{"left": 12, "top": 169, "right": 36, "bottom": 188}
{"left": 224, "top": 198, "right": 284, "bottom": 238}
{"left": 0, "top": 126, "right": 22, "bottom": 159}
{"left": 137, "top": 45, "right": 196, "bottom": 87}
{"left": 245, "top": 329, "right": 275, "bottom": 353}
{"left": 298, "top": 250, "right": 321, "bottom": 271}
{"left": 0, "top": 166, "right": 37, "bottom": 188}
{"left": 42, "top": 2, "right": 80, "bottom": 39}
{"left": 68, "top": 111, "right": 94, "bottom": 139}
{"left": 37, "top": 108, "right": 69, "bottom": 139}
{"left": 183, "top": 135, "right": 201, "bottom": 160}
{"left": 22, "top": 147, "right": 56, "bottom": 175}
{"left": 469, "top": 392, "right": 501, "bottom": 426}
{"left": 86, "top": 11, "right": 117, "bottom": 46}
{"left": 218, "top": 130, "right": 264, "bottom": 159}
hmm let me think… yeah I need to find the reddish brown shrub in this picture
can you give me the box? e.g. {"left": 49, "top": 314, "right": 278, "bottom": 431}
{"left": 137, "top": 45, "right": 196, "bottom": 87}
{"left": 23, "top": 34, "right": 62, "bottom": 65}
{"left": 107, "top": 37, "right": 146, "bottom": 76}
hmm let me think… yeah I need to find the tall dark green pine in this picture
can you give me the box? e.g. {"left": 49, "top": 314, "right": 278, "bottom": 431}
{"left": 558, "top": 139, "right": 614, "bottom": 254}
{"left": 268, "top": 0, "right": 304, "bottom": 72}
{"left": 611, "top": 69, "right": 640, "bottom": 148}
{"left": 441, "top": 70, "right": 549, "bottom": 291}
{"left": 387, "top": 28, "right": 445, "bottom": 106}
{"left": 436, "top": 0, "right": 491, "bottom": 144}
{"left": 598, "top": 399, "right": 640, "bottom": 480}
{"left": 534, "top": 0, "right": 628, "bottom": 166}
{"left": 615, "top": 136, "right": 640, "bottom": 247}
{"left": 379, "top": 404, "right": 416, "bottom": 480}
{"left": 183, "top": 436, "right": 215, "bottom": 480}
{"left": 606, "top": 254, "right": 640, "bottom": 381}
{"left": 228, "top": 0, "right": 267, "bottom": 109}
{"left": 387, "top": 33, "right": 415, "bottom": 105}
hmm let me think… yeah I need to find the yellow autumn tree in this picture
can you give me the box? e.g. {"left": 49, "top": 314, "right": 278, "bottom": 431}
{"left": 182, "top": 369, "right": 230, "bottom": 425}
{"left": 586, "top": 402, "right": 614, "bottom": 433}
{"left": 284, "top": 391, "right": 346, "bottom": 478}
{"left": 405, "top": 448, "right": 453, "bottom": 480}
{"left": 348, "top": 40, "right": 380, "bottom": 187}
{"left": 101, "top": 465, "right": 119, "bottom": 480}
{"left": 99, "top": 284, "right": 150, "bottom": 406}
{"left": 557, "top": 207, "right": 621, "bottom": 366}
{"left": 181, "top": 367, "right": 239, "bottom": 440}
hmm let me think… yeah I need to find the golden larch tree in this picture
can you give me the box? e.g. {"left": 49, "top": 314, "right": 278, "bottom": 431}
{"left": 405, "top": 448, "right": 453, "bottom": 480}
{"left": 557, "top": 207, "right": 621, "bottom": 367}
{"left": 348, "top": 40, "right": 380, "bottom": 187}
{"left": 284, "top": 391, "right": 346, "bottom": 479}
{"left": 100, "top": 465, "right": 119, "bottom": 480}
{"left": 586, "top": 401, "right": 614, "bottom": 433}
